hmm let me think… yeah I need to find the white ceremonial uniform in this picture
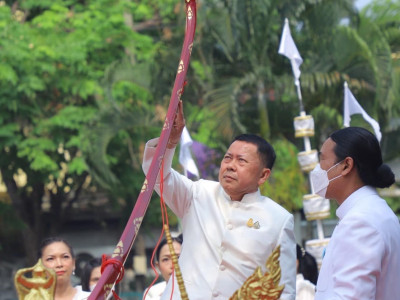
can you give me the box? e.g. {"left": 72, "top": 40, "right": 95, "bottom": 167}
{"left": 315, "top": 186, "right": 400, "bottom": 300}
{"left": 73, "top": 286, "right": 91, "bottom": 300}
{"left": 143, "top": 138, "right": 296, "bottom": 300}
{"left": 143, "top": 281, "right": 167, "bottom": 300}
{"left": 296, "top": 274, "right": 316, "bottom": 300}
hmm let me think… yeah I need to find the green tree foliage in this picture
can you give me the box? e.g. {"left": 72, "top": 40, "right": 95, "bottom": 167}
{"left": 0, "top": 0, "right": 159, "bottom": 263}
{"left": 360, "top": 0, "right": 400, "bottom": 160}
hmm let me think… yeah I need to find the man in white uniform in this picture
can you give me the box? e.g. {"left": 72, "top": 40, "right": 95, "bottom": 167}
{"left": 311, "top": 127, "right": 400, "bottom": 299}
{"left": 142, "top": 101, "right": 296, "bottom": 300}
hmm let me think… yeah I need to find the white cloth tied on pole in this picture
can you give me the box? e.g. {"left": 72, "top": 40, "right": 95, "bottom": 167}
{"left": 179, "top": 126, "right": 199, "bottom": 177}
{"left": 278, "top": 18, "right": 303, "bottom": 88}
{"left": 343, "top": 82, "right": 382, "bottom": 142}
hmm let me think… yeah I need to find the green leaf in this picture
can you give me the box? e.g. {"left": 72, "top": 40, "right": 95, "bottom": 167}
{"left": 68, "top": 156, "right": 87, "bottom": 175}
{"left": 0, "top": 63, "right": 18, "bottom": 85}
{"left": 29, "top": 151, "right": 59, "bottom": 171}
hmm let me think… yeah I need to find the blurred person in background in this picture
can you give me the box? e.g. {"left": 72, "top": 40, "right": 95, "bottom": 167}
{"left": 296, "top": 244, "right": 318, "bottom": 300}
{"left": 80, "top": 257, "right": 102, "bottom": 292}
{"left": 143, "top": 235, "right": 183, "bottom": 300}
{"left": 39, "top": 237, "right": 91, "bottom": 300}
{"left": 79, "top": 257, "right": 118, "bottom": 299}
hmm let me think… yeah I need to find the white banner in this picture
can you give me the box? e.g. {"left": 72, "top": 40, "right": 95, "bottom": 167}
{"left": 278, "top": 18, "right": 303, "bottom": 87}
{"left": 343, "top": 82, "right": 382, "bottom": 142}
{"left": 179, "top": 126, "right": 199, "bottom": 177}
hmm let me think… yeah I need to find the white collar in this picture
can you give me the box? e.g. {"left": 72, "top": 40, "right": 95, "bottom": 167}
{"left": 221, "top": 187, "right": 261, "bottom": 204}
{"left": 336, "top": 185, "right": 378, "bottom": 220}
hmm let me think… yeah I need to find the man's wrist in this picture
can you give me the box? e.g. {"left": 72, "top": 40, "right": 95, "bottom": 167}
{"left": 167, "top": 141, "right": 178, "bottom": 148}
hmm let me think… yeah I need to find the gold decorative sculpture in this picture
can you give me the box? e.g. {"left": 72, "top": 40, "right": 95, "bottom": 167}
{"left": 230, "top": 246, "right": 284, "bottom": 300}
{"left": 14, "top": 259, "right": 56, "bottom": 300}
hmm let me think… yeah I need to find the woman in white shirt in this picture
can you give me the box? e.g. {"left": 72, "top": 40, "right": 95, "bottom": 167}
{"left": 143, "top": 235, "right": 182, "bottom": 300}
{"left": 39, "top": 237, "right": 91, "bottom": 300}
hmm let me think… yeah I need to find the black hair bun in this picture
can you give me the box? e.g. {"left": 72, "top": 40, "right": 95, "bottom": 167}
{"left": 375, "top": 164, "right": 395, "bottom": 188}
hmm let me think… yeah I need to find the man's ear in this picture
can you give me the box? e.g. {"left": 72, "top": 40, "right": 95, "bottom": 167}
{"left": 258, "top": 168, "right": 271, "bottom": 185}
{"left": 342, "top": 157, "right": 355, "bottom": 176}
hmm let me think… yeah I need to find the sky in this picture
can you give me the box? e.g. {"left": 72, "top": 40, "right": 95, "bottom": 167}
{"left": 355, "top": 0, "right": 372, "bottom": 10}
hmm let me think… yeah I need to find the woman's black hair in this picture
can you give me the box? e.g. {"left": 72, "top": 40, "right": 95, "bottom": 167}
{"left": 296, "top": 244, "right": 318, "bottom": 285}
{"left": 81, "top": 257, "right": 102, "bottom": 291}
{"left": 38, "top": 236, "right": 75, "bottom": 259}
{"left": 155, "top": 234, "right": 183, "bottom": 263}
{"left": 330, "top": 127, "right": 395, "bottom": 188}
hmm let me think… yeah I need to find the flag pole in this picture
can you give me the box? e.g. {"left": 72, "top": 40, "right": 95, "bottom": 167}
{"left": 296, "top": 82, "right": 305, "bottom": 113}
{"left": 297, "top": 96, "right": 324, "bottom": 241}
{"left": 293, "top": 59, "right": 324, "bottom": 240}
{"left": 344, "top": 82, "right": 349, "bottom": 128}
{"left": 279, "top": 18, "right": 327, "bottom": 245}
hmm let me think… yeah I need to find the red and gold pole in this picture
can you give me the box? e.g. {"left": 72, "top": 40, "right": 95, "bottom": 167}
{"left": 89, "top": 1, "right": 197, "bottom": 299}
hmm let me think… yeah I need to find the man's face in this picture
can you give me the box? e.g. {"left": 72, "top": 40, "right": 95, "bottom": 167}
{"left": 218, "top": 140, "right": 270, "bottom": 201}
{"left": 319, "top": 138, "right": 343, "bottom": 199}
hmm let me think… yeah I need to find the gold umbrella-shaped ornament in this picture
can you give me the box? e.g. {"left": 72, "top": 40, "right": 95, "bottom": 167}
{"left": 14, "top": 259, "right": 56, "bottom": 300}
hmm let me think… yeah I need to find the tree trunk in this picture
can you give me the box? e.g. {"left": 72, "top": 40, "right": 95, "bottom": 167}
{"left": 257, "top": 79, "right": 270, "bottom": 140}
{"left": 2, "top": 172, "right": 42, "bottom": 265}
{"left": 21, "top": 226, "right": 39, "bottom": 266}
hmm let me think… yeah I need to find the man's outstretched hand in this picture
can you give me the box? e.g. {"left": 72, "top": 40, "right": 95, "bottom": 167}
{"left": 167, "top": 100, "right": 185, "bottom": 149}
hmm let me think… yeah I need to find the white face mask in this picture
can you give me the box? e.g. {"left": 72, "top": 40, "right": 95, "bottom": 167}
{"left": 310, "top": 161, "right": 343, "bottom": 198}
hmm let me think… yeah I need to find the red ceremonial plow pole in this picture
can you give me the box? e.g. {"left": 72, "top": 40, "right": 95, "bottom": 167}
{"left": 88, "top": 1, "right": 197, "bottom": 299}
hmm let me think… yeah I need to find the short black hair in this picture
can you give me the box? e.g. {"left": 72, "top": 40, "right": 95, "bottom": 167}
{"left": 330, "top": 127, "right": 394, "bottom": 188}
{"left": 296, "top": 244, "right": 318, "bottom": 285}
{"left": 38, "top": 236, "right": 75, "bottom": 259}
{"left": 232, "top": 134, "right": 276, "bottom": 169}
{"left": 81, "top": 257, "right": 102, "bottom": 291}
{"left": 155, "top": 234, "right": 183, "bottom": 263}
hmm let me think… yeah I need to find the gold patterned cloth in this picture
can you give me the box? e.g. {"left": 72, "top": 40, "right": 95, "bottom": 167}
{"left": 297, "top": 150, "right": 318, "bottom": 173}
{"left": 293, "top": 115, "right": 315, "bottom": 137}
{"left": 14, "top": 259, "right": 56, "bottom": 300}
{"left": 302, "top": 194, "right": 330, "bottom": 221}
{"left": 230, "top": 246, "right": 284, "bottom": 300}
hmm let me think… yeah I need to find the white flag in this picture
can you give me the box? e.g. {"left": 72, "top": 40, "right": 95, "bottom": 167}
{"left": 179, "top": 126, "right": 199, "bottom": 177}
{"left": 278, "top": 18, "right": 303, "bottom": 87}
{"left": 343, "top": 82, "right": 382, "bottom": 142}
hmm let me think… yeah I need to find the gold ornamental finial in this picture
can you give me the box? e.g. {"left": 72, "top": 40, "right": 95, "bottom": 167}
{"left": 164, "top": 225, "right": 188, "bottom": 300}
{"left": 14, "top": 259, "right": 56, "bottom": 300}
{"left": 229, "top": 245, "right": 284, "bottom": 300}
